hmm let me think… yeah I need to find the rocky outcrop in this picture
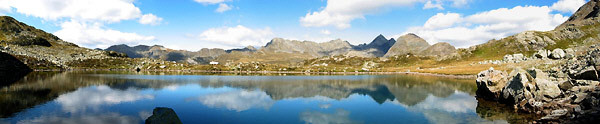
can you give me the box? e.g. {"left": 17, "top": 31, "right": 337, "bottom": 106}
{"left": 556, "top": 0, "right": 600, "bottom": 30}
{"left": 145, "top": 107, "right": 182, "bottom": 124}
{"left": 476, "top": 47, "right": 600, "bottom": 122}
{"left": 354, "top": 34, "right": 396, "bottom": 57}
{"left": 0, "top": 51, "right": 31, "bottom": 86}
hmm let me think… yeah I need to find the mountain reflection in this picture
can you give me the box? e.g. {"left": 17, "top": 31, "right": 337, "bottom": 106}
{"left": 0, "top": 71, "right": 532, "bottom": 123}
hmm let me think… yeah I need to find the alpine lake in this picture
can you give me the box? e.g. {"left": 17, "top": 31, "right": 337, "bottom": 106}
{"left": 0, "top": 71, "right": 539, "bottom": 124}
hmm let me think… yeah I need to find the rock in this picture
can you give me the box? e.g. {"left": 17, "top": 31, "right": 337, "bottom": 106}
{"left": 570, "top": 66, "right": 599, "bottom": 80}
{"left": 564, "top": 48, "right": 575, "bottom": 59}
{"left": 159, "top": 65, "right": 167, "bottom": 69}
{"left": 504, "top": 54, "right": 514, "bottom": 62}
{"left": 145, "top": 107, "right": 182, "bottom": 124}
{"left": 550, "top": 49, "right": 566, "bottom": 59}
{"left": 558, "top": 81, "right": 574, "bottom": 91}
{"left": 476, "top": 68, "right": 508, "bottom": 100}
{"left": 502, "top": 68, "right": 536, "bottom": 104}
{"left": 513, "top": 53, "right": 525, "bottom": 61}
{"left": 573, "top": 93, "right": 588, "bottom": 104}
{"left": 534, "top": 49, "right": 551, "bottom": 59}
{"left": 535, "top": 78, "right": 562, "bottom": 98}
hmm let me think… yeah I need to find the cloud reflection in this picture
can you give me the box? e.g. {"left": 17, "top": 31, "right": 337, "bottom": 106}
{"left": 56, "top": 85, "right": 154, "bottom": 113}
{"left": 16, "top": 113, "right": 140, "bottom": 124}
{"left": 194, "top": 90, "right": 275, "bottom": 112}
{"left": 300, "top": 109, "right": 362, "bottom": 124}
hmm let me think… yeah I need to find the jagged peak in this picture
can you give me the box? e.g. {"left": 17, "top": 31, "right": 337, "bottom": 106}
{"left": 556, "top": 0, "right": 600, "bottom": 29}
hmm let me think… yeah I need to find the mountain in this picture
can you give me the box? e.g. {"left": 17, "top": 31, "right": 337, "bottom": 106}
{"left": 0, "top": 16, "right": 123, "bottom": 69}
{"left": 354, "top": 34, "right": 396, "bottom": 57}
{"left": 262, "top": 38, "right": 353, "bottom": 57}
{"left": 556, "top": 0, "right": 600, "bottom": 29}
{"left": 105, "top": 44, "right": 227, "bottom": 64}
{"left": 421, "top": 42, "right": 457, "bottom": 56}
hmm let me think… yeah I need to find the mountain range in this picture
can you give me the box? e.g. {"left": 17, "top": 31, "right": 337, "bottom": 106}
{"left": 105, "top": 33, "right": 457, "bottom": 64}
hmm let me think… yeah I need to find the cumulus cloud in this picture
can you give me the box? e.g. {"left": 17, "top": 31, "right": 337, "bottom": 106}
{"left": 193, "top": 90, "right": 275, "bottom": 112}
{"left": 551, "top": 0, "right": 587, "bottom": 13}
{"left": 56, "top": 85, "right": 154, "bottom": 113}
{"left": 3, "top": 0, "right": 142, "bottom": 22}
{"left": 402, "top": 5, "right": 569, "bottom": 48}
{"left": 2, "top": 0, "right": 161, "bottom": 48}
{"left": 198, "top": 25, "right": 274, "bottom": 48}
{"left": 301, "top": 0, "right": 474, "bottom": 29}
{"left": 138, "top": 14, "right": 163, "bottom": 25}
{"left": 423, "top": 0, "right": 444, "bottom": 10}
{"left": 54, "top": 20, "right": 156, "bottom": 49}
{"left": 215, "top": 3, "right": 232, "bottom": 13}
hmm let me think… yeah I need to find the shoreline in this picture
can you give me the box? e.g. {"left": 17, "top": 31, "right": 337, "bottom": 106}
{"left": 32, "top": 69, "right": 477, "bottom": 79}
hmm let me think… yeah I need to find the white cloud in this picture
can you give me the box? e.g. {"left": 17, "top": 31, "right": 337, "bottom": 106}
{"left": 301, "top": 0, "right": 474, "bottom": 29}
{"left": 2, "top": 0, "right": 161, "bottom": 48}
{"left": 3, "top": 0, "right": 142, "bottom": 22}
{"left": 423, "top": 0, "right": 444, "bottom": 10}
{"left": 56, "top": 85, "right": 154, "bottom": 113}
{"left": 193, "top": 90, "right": 275, "bottom": 112}
{"left": 403, "top": 5, "right": 569, "bottom": 48}
{"left": 215, "top": 3, "right": 232, "bottom": 13}
{"left": 198, "top": 25, "right": 274, "bottom": 48}
{"left": 54, "top": 20, "right": 156, "bottom": 49}
{"left": 194, "top": 0, "right": 229, "bottom": 4}
{"left": 551, "top": 0, "right": 586, "bottom": 13}
{"left": 320, "top": 30, "right": 332, "bottom": 35}
{"left": 138, "top": 14, "right": 163, "bottom": 25}
{"left": 300, "top": 0, "right": 422, "bottom": 29}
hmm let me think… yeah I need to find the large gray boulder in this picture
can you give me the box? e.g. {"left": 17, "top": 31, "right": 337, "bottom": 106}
{"left": 145, "top": 107, "right": 182, "bottom": 124}
{"left": 476, "top": 68, "right": 508, "bottom": 100}
{"left": 534, "top": 49, "right": 551, "bottom": 59}
{"left": 502, "top": 68, "right": 536, "bottom": 104}
{"left": 550, "top": 48, "right": 566, "bottom": 59}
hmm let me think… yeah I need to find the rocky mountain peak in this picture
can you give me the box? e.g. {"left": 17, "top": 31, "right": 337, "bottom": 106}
{"left": 556, "top": 0, "right": 600, "bottom": 29}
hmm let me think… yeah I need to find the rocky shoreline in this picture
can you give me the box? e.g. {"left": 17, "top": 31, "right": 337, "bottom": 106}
{"left": 476, "top": 46, "right": 600, "bottom": 123}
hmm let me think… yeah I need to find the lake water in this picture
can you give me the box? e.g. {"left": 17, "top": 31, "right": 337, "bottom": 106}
{"left": 0, "top": 71, "right": 536, "bottom": 124}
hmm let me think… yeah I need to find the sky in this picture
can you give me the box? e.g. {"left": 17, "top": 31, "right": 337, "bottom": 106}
{"left": 0, "top": 0, "right": 589, "bottom": 51}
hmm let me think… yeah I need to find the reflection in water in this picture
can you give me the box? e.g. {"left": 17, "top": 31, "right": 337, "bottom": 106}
{"left": 56, "top": 85, "right": 154, "bottom": 113}
{"left": 300, "top": 109, "right": 361, "bottom": 124}
{"left": 16, "top": 112, "right": 141, "bottom": 124}
{"left": 192, "top": 90, "right": 274, "bottom": 112}
{"left": 0, "top": 71, "right": 535, "bottom": 123}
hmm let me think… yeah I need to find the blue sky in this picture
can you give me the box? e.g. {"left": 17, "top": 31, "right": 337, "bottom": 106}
{"left": 0, "top": 0, "right": 588, "bottom": 50}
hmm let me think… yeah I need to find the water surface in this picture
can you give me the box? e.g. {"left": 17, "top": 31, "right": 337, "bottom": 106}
{"left": 0, "top": 71, "right": 533, "bottom": 124}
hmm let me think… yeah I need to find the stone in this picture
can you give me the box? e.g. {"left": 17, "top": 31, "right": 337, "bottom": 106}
{"left": 502, "top": 68, "right": 535, "bottom": 104}
{"left": 513, "top": 53, "right": 525, "bottom": 61}
{"left": 476, "top": 68, "right": 508, "bottom": 100}
{"left": 570, "top": 66, "right": 599, "bottom": 81}
{"left": 534, "top": 49, "right": 550, "bottom": 59}
{"left": 558, "top": 81, "right": 574, "bottom": 91}
{"left": 535, "top": 78, "right": 562, "bottom": 98}
{"left": 504, "top": 54, "right": 514, "bottom": 62}
{"left": 159, "top": 65, "right": 167, "bottom": 69}
{"left": 145, "top": 107, "right": 182, "bottom": 124}
{"left": 573, "top": 93, "right": 588, "bottom": 104}
{"left": 565, "top": 48, "right": 575, "bottom": 59}
{"left": 550, "top": 48, "right": 566, "bottom": 59}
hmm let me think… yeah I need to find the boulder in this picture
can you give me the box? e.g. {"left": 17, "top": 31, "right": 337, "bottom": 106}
{"left": 476, "top": 67, "right": 508, "bottom": 100}
{"left": 550, "top": 49, "right": 566, "bottom": 59}
{"left": 504, "top": 54, "right": 514, "bottom": 62}
{"left": 558, "top": 81, "right": 574, "bottom": 91}
{"left": 145, "top": 107, "right": 182, "bottom": 124}
{"left": 513, "top": 53, "right": 525, "bottom": 61}
{"left": 535, "top": 78, "right": 562, "bottom": 98}
{"left": 502, "top": 68, "right": 536, "bottom": 104}
{"left": 534, "top": 49, "right": 550, "bottom": 59}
